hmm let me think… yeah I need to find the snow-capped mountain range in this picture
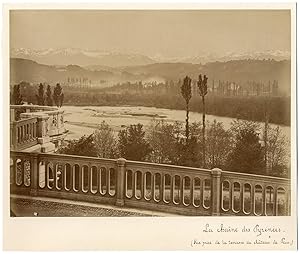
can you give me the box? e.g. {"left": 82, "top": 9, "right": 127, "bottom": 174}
{"left": 10, "top": 47, "right": 291, "bottom": 67}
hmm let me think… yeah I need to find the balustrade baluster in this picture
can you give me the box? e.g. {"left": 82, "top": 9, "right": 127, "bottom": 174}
{"left": 67, "top": 164, "right": 73, "bottom": 192}
{"left": 274, "top": 186, "right": 278, "bottom": 216}
{"left": 191, "top": 178, "right": 195, "bottom": 206}
{"left": 11, "top": 157, "right": 16, "bottom": 186}
{"left": 189, "top": 177, "right": 193, "bottom": 206}
{"left": 240, "top": 184, "right": 244, "bottom": 214}
{"left": 87, "top": 165, "right": 91, "bottom": 193}
{"left": 162, "top": 174, "right": 166, "bottom": 202}
{"left": 33, "top": 122, "right": 37, "bottom": 138}
{"left": 30, "top": 123, "right": 33, "bottom": 140}
{"left": 151, "top": 173, "right": 155, "bottom": 201}
{"left": 20, "top": 159, "right": 25, "bottom": 186}
{"left": 132, "top": 171, "right": 136, "bottom": 198}
{"left": 180, "top": 176, "right": 184, "bottom": 205}
{"left": 160, "top": 173, "right": 164, "bottom": 201}
{"left": 170, "top": 175, "right": 174, "bottom": 204}
{"left": 262, "top": 186, "right": 266, "bottom": 216}
{"left": 141, "top": 172, "right": 145, "bottom": 199}
{"left": 79, "top": 164, "right": 83, "bottom": 193}
{"left": 106, "top": 168, "right": 110, "bottom": 195}
{"left": 30, "top": 153, "right": 39, "bottom": 196}
{"left": 95, "top": 166, "right": 100, "bottom": 194}
{"left": 250, "top": 184, "right": 255, "bottom": 215}
{"left": 22, "top": 125, "right": 25, "bottom": 143}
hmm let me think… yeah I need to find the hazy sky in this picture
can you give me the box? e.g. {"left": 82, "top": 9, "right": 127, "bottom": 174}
{"left": 10, "top": 10, "right": 291, "bottom": 58}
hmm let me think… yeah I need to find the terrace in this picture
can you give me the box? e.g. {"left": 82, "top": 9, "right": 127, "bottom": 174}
{"left": 10, "top": 105, "right": 291, "bottom": 216}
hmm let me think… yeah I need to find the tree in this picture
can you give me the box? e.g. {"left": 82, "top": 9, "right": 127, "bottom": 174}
{"left": 12, "top": 84, "right": 23, "bottom": 105}
{"left": 93, "top": 121, "right": 117, "bottom": 158}
{"left": 197, "top": 74, "right": 208, "bottom": 167}
{"left": 226, "top": 123, "right": 264, "bottom": 174}
{"left": 53, "top": 83, "right": 64, "bottom": 107}
{"left": 46, "top": 85, "right": 53, "bottom": 106}
{"left": 36, "top": 83, "right": 45, "bottom": 106}
{"left": 264, "top": 126, "right": 289, "bottom": 177}
{"left": 206, "top": 120, "right": 232, "bottom": 169}
{"left": 58, "top": 134, "right": 98, "bottom": 157}
{"left": 181, "top": 76, "right": 192, "bottom": 141}
{"left": 118, "top": 124, "right": 151, "bottom": 161}
{"left": 147, "top": 120, "right": 182, "bottom": 164}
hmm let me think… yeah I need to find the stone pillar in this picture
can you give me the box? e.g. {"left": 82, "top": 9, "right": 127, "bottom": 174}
{"left": 10, "top": 108, "right": 15, "bottom": 122}
{"left": 30, "top": 153, "right": 39, "bottom": 196}
{"left": 37, "top": 114, "right": 55, "bottom": 153}
{"left": 115, "top": 158, "right": 126, "bottom": 207}
{"left": 211, "top": 168, "right": 222, "bottom": 216}
{"left": 10, "top": 122, "right": 17, "bottom": 150}
{"left": 37, "top": 114, "right": 50, "bottom": 141}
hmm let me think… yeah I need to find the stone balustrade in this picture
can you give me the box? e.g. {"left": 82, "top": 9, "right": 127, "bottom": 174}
{"left": 10, "top": 151, "right": 291, "bottom": 216}
{"left": 10, "top": 118, "right": 38, "bottom": 150}
{"left": 10, "top": 105, "right": 66, "bottom": 151}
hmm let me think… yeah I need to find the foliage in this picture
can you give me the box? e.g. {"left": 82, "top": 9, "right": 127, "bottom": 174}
{"left": 147, "top": 120, "right": 182, "bottom": 164}
{"left": 197, "top": 74, "right": 208, "bottom": 97}
{"left": 264, "top": 126, "right": 289, "bottom": 177}
{"left": 206, "top": 120, "right": 232, "bottom": 169}
{"left": 17, "top": 81, "right": 291, "bottom": 125}
{"left": 118, "top": 124, "right": 151, "bottom": 161}
{"left": 46, "top": 85, "right": 53, "bottom": 106}
{"left": 226, "top": 123, "right": 264, "bottom": 174}
{"left": 93, "top": 121, "right": 118, "bottom": 158}
{"left": 181, "top": 76, "right": 192, "bottom": 140}
{"left": 53, "top": 83, "right": 64, "bottom": 107}
{"left": 58, "top": 134, "right": 98, "bottom": 157}
{"left": 177, "top": 136, "right": 201, "bottom": 168}
{"left": 36, "top": 83, "right": 45, "bottom": 106}
{"left": 11, "top": 84, "right": 23, "bottom": 105}
{"left": 197, "top": 74, "right": 209, "bottom": 167}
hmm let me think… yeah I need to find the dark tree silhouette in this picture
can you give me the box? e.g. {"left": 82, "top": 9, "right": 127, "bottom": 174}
{"left": 12, "top": 84, "right": 23, "bottom": 105}
{"left": 226, "top": 127, "right": 264, "bottom": 174}
{"left": 53, "top": 83, "right": 64, "bottom": 107}
{"left": 181, "top": 76, "right": 192, "bottom": 141}
{"left": 58, "top": 134, "right": 97, "bottom": 157}
{"left": 197, "top": 74, "right": 208, "bottom": 167}
{"left": 36, "top": 83, "right": 45, "bottom": 106}
{"left": 46, "top": 85, "right": 53, "bottom": 106}
{"left": 118, "top": 124, "right": 151, "bottom": 161}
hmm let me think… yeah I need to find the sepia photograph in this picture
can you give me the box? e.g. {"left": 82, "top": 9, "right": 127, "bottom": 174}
{"left": 3, "top": 2, "right": 298, "bottom": 251}
{"left": 8, "top": 8, "right": 293, "bottom": 219}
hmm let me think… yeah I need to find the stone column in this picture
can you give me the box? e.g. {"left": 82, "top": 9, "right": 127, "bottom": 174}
{"left": 37, "top": 114, "right": 50, "bottom": 142}
{"left": 211, "top": 168, "right": 222, "bottom": 216}
{"left": 30, "top": 153, "right": 39, "bottom": 196}
{"left": 10, "top": 122, "right": 17, "bottom": 150}
{"left": 115, "top": 158, "right": 126, "bottom": 206}
{"left": 37, "top": 114, "right": 55, "bottom": 153}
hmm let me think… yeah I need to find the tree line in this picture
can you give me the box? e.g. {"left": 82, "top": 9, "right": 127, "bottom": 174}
{"left": 58, "top": 73, "right": 289, "bottom": 178}
{"left": 11, "top": 82, "right": 64, "bottom": 107}
{"left": 58, "top": 119, "right": 289, "bottom": 178}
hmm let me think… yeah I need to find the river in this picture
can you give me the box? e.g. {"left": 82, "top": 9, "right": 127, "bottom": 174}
{"left": 62, "top": 105, "right": 291, "bottom": 142}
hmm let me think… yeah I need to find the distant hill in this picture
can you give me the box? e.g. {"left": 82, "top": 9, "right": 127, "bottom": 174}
{"left": 10, "top": 58, "right": 291, "bottom": 95}
{"left": 10, "top": 58, "right": 138, "bottom": 85}
{"left": 121, "top": 60, "right": 291, "bottom": 94}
